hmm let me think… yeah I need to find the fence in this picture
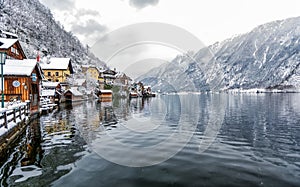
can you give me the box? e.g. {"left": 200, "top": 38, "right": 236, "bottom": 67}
{"left": 0, "top": 102, "right": 30, "bottom": 129}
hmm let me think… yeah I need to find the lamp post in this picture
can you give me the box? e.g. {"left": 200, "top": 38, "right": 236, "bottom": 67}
{"left": 0, "top": 52, "right": 6, "bottom": 108}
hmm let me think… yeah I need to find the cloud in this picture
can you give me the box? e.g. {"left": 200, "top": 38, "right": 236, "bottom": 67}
{"left": 75, "top": 9, "right": 101, "bottom": 18}
{"left": 40, "top": 0, "right": 75, "bottom": 11}
{"left": 71, "top": 19, "right": 107, "bottom": 36}
{"left": 128, "top": 0, "right": 159, "bottom": 9}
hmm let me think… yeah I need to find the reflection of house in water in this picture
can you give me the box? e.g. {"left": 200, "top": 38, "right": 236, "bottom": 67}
{"left": 129, "top": 97, "right": 151, "bottom": 113}
{"left": 21, "top": 119, "right": 43, "bottom": 166}
{"left": 98, "top": 102, "right": 118, "bottom": 128}
{"left": 113, "top": 98, "right": 130, "bottom": 121}
{"left": 41, "top": 109, "right": 77, "bottom": 150}
{"left": 44, "top": 119, "right": 69, "bottom": 134}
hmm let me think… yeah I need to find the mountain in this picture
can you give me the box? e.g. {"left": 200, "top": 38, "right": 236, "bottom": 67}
{"left": 0, "top": 0, "right": 106, "bottom": 71}
{"left": 138, "top": 17, "right": 300, "bottom": 92}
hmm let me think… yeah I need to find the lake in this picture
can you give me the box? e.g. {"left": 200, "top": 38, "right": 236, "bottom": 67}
{"left": 1, "top": 93, "right": 300, "bottom": 187}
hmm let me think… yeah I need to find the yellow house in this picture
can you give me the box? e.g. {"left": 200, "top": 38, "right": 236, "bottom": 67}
{"left": 82, "top": 65, "right": 105, "bottom": 83}
{"left": 82, "top": 65, "right": 98, "bottom": 80}
{"left": 40, "top": 58, "right": 74, "bottom": 83}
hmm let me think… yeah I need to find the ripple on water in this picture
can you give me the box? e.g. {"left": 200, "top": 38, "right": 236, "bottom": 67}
{"left": 1, "top": 95, "right": 300, "bottom": 187}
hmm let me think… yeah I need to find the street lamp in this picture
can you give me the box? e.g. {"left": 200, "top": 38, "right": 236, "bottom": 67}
{"left": 0, "top": 52, "right": 6, "bottom": 108}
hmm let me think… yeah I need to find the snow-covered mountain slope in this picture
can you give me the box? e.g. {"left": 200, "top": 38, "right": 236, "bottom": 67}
{"left": 138, "top": 17, "right": 300, "bottom": 92}
{"left": 0, "top": 0, "right": 106, "bottom": 71}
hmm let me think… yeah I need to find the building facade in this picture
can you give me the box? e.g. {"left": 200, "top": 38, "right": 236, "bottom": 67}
{"left": 40, "top": 58, "right": 74, "bottom": 83}
{"left": 4, "top": 59, "right": 43, "bottom": 111}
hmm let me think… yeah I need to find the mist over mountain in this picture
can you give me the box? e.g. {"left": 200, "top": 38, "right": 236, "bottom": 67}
{"left": 0, "top": 0, "right": 106, "bottom": 71}
{"left": 138, "top": 17, "right": 300, "bottom": 92}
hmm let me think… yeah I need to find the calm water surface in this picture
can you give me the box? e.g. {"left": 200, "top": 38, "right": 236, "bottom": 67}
{"left": 0, "top": 93, "right": 300, "bottom": 187}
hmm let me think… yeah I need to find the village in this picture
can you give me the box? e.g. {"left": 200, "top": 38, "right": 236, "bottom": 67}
{"left": 0, "top": 30, "right": 155, "bottom": 155}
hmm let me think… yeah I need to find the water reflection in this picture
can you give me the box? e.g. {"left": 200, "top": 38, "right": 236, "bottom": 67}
{"left": 20, "top": 119, "right": 43, "bottom": 167}
{"left": 1, "top": 104, "right": 87, "bottom": 186}
{"left": 219, "top": 93, "right": 300, "bottom": 169}
{"left": 1, "top": 94, "right": 300, "bottom": 187}
{"left": 99, "top": 102, "right": 118, "bottom": 128}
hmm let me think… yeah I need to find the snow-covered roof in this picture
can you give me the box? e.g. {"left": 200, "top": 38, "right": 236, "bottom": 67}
{"left": 100, "top": 90, "right": 113, "bottom": 93}
{"left": 41, "top": 89, "right": 55, "bottom": 97}
{"left": 0, "top": 38, "right": 18, "bottom": 49}
{"left": 40, "top": 58, "right": 72, "bottom": 71}
{"left": 65, "top": 88, "right": 83, "bottom": 96}
{"left": 0, "top": 30, "right": 18, "bottom": 38}
{"left": 4, "top": 59, "right": 38, "bottom": 76}
{"left": 73, "top": 79, "right": 86, "bottom": 86}
{"left": 103, "top": 69, "right": 117, "bottom": 75}
{"left": 42, "top": 81, "right": 60, "bottom": 88}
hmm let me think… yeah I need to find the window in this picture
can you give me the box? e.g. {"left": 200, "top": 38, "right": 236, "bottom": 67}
{"left": 47, "top": 72, "right": 51, "bottom": 76}
{"left": 11, "top": 47, "right": 15, "bottom": 54}
{"left": 56, "top": 79, "right": 59, "bottom": 82}
{"left": 48, "top": 79, "right": 52, "bottom": 81}
{"left": 10, "top": 47, "right": 19, "bottom": 55}
{"left": 55, "top": 72, "right": 59, "bottom": 76}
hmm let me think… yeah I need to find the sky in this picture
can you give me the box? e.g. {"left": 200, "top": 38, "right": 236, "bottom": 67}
{"left": 39, "top": 0, "right": 300, "bottom": 78}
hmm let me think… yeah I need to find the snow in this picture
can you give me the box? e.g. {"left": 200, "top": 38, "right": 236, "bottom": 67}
{"left": 39, "top": 58, "right": 71, "bottom": 70}
{"left": 41, "top": 89, "right": 55, "bottom": 97}
{"left": 0, "top": 102, "right": 28, "bottom": 137}
{"left": 6, "top": 102, "right": 27, "bottom": 110}
{"left": 4, "top": 59, "right": 37, "bottom": 76}
{"left": 10, "top": 165, "right": 42, "bottom": 183}
{"left": 253, "top": 40, "right": 258, "bottom": 59}
{"left": 100, "top": 90, "right": 113, "bottom": 93}
{"left": 0, "top": 38, "right": 18, "bottom": 49}
{"left": 66, "top": 88, "right": 83, "bottom": 96}
{"left": 73, "top": 79, "right": 86, "bottom": 86}
{"left": 0, "top": 108, "right": 7, "bottom": 113}
{"left": 140, "top": 17, "right": 300, "bottom": 92}
{"left": 0, "top": 127, "right": 7, "bottom": 137}
{"left": 0, "top": 31, "right": 18, "bottom": 38}
{"left": 42, "top": 81, "right": 60, "bottom": 88}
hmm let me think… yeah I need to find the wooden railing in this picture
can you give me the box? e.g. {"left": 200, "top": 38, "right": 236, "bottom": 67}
{"left": 0, "top": 102, "right": 30, "bottom": 129}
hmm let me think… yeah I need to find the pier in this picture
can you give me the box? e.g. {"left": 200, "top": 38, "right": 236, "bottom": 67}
{"left": 0, "top": 101, "right": 31, "bottom": 156}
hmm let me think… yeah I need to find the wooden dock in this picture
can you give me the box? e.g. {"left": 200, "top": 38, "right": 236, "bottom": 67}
{"left": 0, "top": 102, "right": 31, "bottom": 156}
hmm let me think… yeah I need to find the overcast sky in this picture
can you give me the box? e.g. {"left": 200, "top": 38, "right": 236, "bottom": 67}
{"left": 40, "top": 0, "right": 300, "bottom": 78}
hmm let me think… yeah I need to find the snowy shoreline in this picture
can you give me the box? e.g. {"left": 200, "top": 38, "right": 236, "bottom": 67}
{"left": 159, "top": 88, "right": 300, "bottom": 95}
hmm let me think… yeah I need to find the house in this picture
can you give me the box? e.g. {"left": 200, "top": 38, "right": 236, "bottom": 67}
{"left": 63, "top": 88, "right": 84, "bottom": 102}
{"left": 40, "top": 58, "right": 74, "bottom": 87}
{"left": 82, "top": 65, "right": 100, "bottom": 80}
{"left": 41, "top": 81, "right": 62, "bottom": 104}
{"left": 3, "top": 59, "right": 43, "bottom": 112}
{"left": 0, "top": 37, "right": 27, "bottom": 60}
{"left": 97, "top": 90, "right": 113, "bottom": 102}
{"left": 102, "top": 69, "right": 117, "bottom": 85}
{"left": 82, "top": 65, "right": 105, "bottom": 88}
{"left": 115, "top": 73, "right": 132, "bottom": 86}
{"left": 98, "top": 69, "right": 105, "bottom": 89}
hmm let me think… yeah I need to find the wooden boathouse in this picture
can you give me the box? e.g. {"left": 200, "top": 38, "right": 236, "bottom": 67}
{"left": 3, "top": 59, "right": 43, "bottom": 112}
